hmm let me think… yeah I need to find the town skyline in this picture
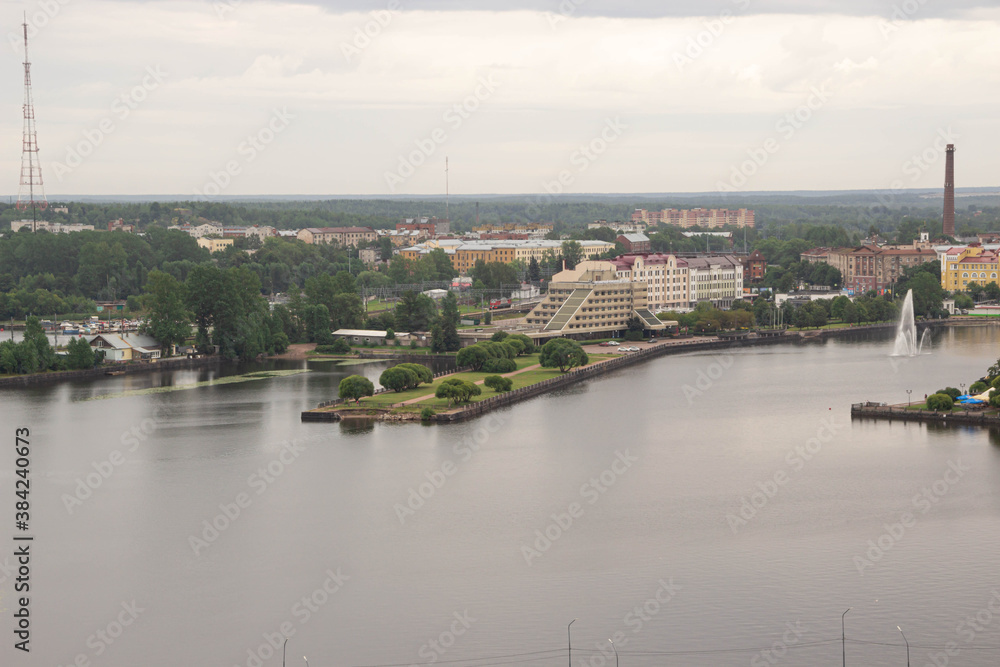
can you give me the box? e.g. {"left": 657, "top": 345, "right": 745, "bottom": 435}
{"left": 2, "top": 1, "right": 999, "bottom": 197}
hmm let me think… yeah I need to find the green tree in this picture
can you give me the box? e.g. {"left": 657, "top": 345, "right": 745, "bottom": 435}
{"left": 456, "top": 344, "right": 489, "bottom": 370}
{"left": 440, "top": 291, "right": 461, "bottom": 351}
{"left": 484, "top": 375, "right": 513, "bottom": 393}
{"left": 483, "top": 357, "right": 517, "bottom": 373}
{"left": 561, "top": 240, "right": 584, "bottom": 269}
{"left": 506, "top": 333, "right": 534, "bottom": 355}
{"left": 141, "top": 270, "right": 191, "bottom": 350}
{"left": 380, "top": 366, "right": 418, "bottom": 392}
{"left": 539, "top": 338, "right": 589, "bottom": 372}
{"left": 23, "top": 315, "right": 55, "bottom": 371}
{"left": 395, "top": 291, "right": 439, "bottom": 332}
{"left": 435, "top": 378, "right": 482, "bottom": 406}
{"left": 397, "top": 363, "right": 433, "bottom": 385}
{"left": 339, "top": 374, "right": 375, "bottom": 403}
{"left": 65, "top": 336, "right": 96, "bottom": 369}
{"left": 528, "top": 256, "right": 541, "bottom": 282}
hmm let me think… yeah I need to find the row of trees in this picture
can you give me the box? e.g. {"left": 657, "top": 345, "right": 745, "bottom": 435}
{"left": 0, "top": 317, "right": 101, "bottom": 375}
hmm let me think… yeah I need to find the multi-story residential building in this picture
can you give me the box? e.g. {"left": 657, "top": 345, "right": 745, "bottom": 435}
{"left": 297, "top": 227, "right": 377, "bottom": 247}
{"left": 603, "top": 254, "right": 690, "bottom": 312}
{"left": 197, "top": 237, "right": 234, "bottom": 253}
{"left": 941, "top": 246, "right": 1000, "bottom": 291}
{"left": 400, "top": 217, "right": 450, "bottom": 235}
{"left": 741, "top": 250, "right": 767, "bottom": 283}
{"left": 11, "top": 220, "right": 95, "bottom": 233}
{"left": 524, "top": 264, "right": 666, "bottom": 337}
{"left": 588, "top": 220, "right": 646, "bottom": 234}
{"left": 398, "top": 240, "right": 615, "bottom": 275}
{"left": 806, "top": 242, "right": 938, "bottom": 295}
{"left": 631, "top": 208, "right": 755, "bottom": 229}
{"left": 107, "top": 219, "right": 135, "bottom": 233}
{"left": 244, "top": 225, "right": 277, "bottom": 241}
{"left": 618, "top": 233, "right": 651, "bottom": 253}
{"left": 168, "top": 222, "right": 223, "bottom": 238}
{"left": 686, "top": 255, "right": 744, "bottom": 308}
{"left": 471, "top": 223, "right": 553, "bottom": 239}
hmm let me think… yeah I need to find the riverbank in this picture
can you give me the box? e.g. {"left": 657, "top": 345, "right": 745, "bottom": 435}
{"left": 0, "top": 355, "right": 227, "bottom": 388}
{"left": 301, "top": 329, "right": 846, "bottom": 424}
{"left": 851, "top": 402, "right": 1000, "bottom": 427}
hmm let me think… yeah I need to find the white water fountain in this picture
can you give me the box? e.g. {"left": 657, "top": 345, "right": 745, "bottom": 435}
{"left": 891, "top": 289, "right": 929, "bottom": 356}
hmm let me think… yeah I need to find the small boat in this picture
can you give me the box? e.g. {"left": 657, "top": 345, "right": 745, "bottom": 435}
{"left": 104, "top": 369, "right": 126, "bottom": 376}
{"left": 61, "top": 321, "right": 80, "bottom": 334}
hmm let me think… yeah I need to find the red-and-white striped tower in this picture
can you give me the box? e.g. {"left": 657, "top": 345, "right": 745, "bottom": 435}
{"left": 17, "top": 13, "right": 48, "bottom": 231}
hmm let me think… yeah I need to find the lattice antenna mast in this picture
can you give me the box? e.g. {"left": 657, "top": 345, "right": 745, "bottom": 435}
{"left": 17, "top": 12, "right": 48, "bottom": 231}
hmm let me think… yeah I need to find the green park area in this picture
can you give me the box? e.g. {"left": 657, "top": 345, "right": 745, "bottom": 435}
{"left": 327, "top": 343, "right": 616, "bottom": 417}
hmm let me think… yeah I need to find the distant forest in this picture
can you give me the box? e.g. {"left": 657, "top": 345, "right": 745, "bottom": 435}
{"left": 4, "top": 190, "right": 1000, "bottom": 239}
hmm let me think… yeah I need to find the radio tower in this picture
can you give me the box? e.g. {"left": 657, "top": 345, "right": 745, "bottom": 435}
{"left": 17, "top": 13, "right": 48, "bottom": 231}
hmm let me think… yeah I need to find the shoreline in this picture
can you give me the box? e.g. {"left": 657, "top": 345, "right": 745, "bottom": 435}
{"left": 0, "top": 355, "right": 227, "bottom": 388}
{"left": 303, "top": 320, "right": 934, "bottom": 424}
{"left": 851, "top": 402, "right": 1000, "bottom": 428}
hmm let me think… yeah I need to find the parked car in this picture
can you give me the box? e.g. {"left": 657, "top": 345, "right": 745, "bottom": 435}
{"left": 628, "top": 346, "right": 640, "bottom": 352}
{"left": 600, "top": 340, "right": 619, "bottom": 347}
{"left": 617, "top": 347, "right": 629, "bottom": 352}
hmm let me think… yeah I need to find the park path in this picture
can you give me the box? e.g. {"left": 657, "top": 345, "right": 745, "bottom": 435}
{"left": 394, "top": 363, "right": 542, "bottom": 407}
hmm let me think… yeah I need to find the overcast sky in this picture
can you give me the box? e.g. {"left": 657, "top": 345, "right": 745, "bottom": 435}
{"left": 1, "top": 0, "right": 998, "bottom": 197}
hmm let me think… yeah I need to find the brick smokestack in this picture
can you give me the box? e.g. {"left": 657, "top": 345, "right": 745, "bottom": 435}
{"left": 943, "top": 144, "right": 956, "bottom": 238}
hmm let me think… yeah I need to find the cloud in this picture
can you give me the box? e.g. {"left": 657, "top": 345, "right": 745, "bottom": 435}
{"left": 0, "top": 0, "right": 997, "bottom": 195}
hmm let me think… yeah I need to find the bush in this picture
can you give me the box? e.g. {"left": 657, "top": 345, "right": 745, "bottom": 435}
{"left": 435, "top": 378, "right": 482, "bottom": 405}
{"left": 484, "top": 375, "right": 513, "bottom": 393}
{"left": 483, "top": 357, "right": 517, "bottom": 373}
{"left": 409, "top": 340, "right": 418, "bottom": 349}
{"left": 624, "top": 331, "right": 643, "bottom": 341}
{"left": 420, "top": 407, "right": 436, "bottom": 421}
{"left": 926, "top": 393, "right": 954, "bottom": 411}
{"left": 315, "top": 338, "right": 351, "bottom": 355}
{"left": 491, "top": 331, "right": 509, "bottom": 342}
{"left": 484, "top": 312, "right": 492, "bottom": 325}
{"left": 539, "top": 338, "right": 589, "bottom": 372}
{"left": 936, "top": 387, "right": 962, "bottom": 400}
{"left": 969, "top": 381, "right": 989, "bottom": 395}
{"left": 456, "top": 344, "right": 489, "bottom": 370}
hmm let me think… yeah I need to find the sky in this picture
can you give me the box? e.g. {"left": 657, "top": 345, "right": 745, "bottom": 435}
{"left": 1, "top": 0, "right": 998, "bottom": 198}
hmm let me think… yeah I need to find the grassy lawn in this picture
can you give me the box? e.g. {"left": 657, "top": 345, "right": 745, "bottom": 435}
{"left": 356, "top": 353, "right": 619, "bottom": 410}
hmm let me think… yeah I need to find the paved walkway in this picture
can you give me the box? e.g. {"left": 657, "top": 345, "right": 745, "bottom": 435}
{"left": 394, "top": 363, "right": 542, "bottom": 407}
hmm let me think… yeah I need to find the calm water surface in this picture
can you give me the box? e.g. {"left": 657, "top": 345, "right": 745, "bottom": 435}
{"left": 1, "top": 326, "right": 999, "bottom": 666}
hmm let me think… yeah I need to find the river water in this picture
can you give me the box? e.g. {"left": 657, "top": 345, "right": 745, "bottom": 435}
{"left": 1, "top": 326, "right": 999, "bottom": 666}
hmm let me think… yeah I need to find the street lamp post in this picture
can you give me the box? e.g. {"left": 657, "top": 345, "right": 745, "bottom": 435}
{"left": 842, "top": 607, "right": 852, "bottom": 667}
{"left": 906, "top": 389, "right": 912, "bottom": 407}
{"left": 303, "top": 656, "right": 310, "bottom": 667}
{"left": 568, "top": 619, "right": 577, "bottom": 667}
{"left": 283, "top": 638, "right": 288, "bottom": 667}
{"left": 608, "top": 639, "right": 618, "bottom": 667}
{"left": 897, "top": 627, "right": 910, "bottom": 667}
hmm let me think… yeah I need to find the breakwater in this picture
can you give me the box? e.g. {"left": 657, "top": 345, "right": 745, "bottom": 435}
{"left": 851, "top": 402, "right": 1000, "bottom": 427}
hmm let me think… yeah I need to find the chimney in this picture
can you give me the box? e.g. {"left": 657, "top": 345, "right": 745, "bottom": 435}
{"left": 943, "top": 144, "right": 956, "bottom": 237}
